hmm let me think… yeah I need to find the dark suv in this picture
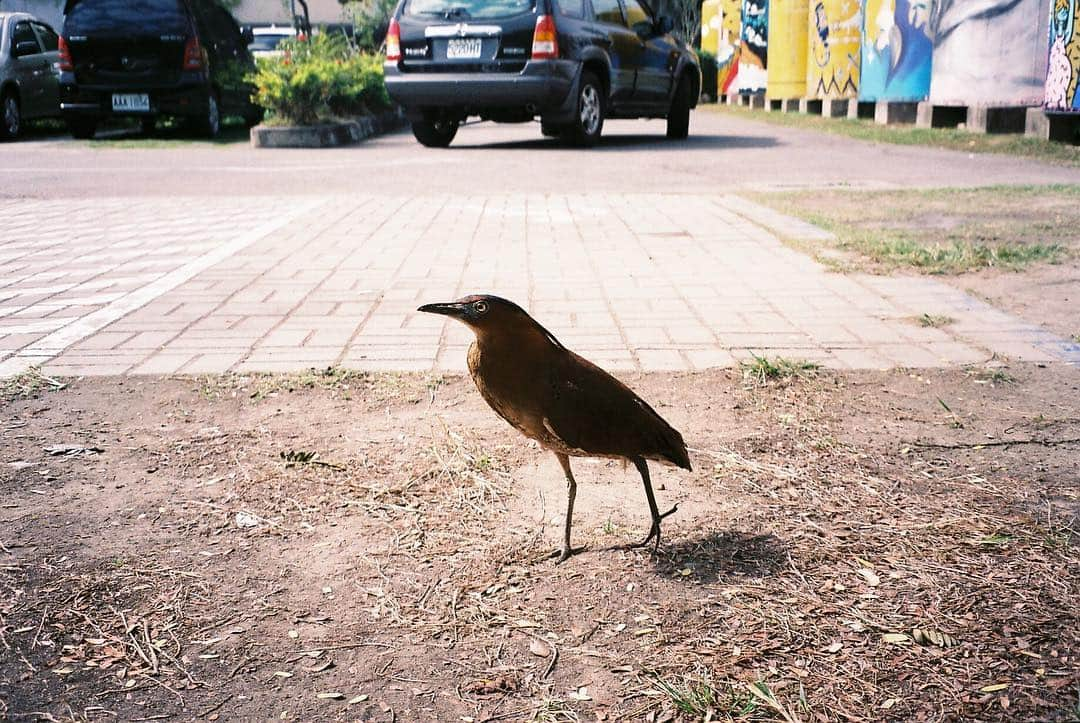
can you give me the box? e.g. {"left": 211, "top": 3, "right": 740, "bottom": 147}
{"left": 58, "top": 0, "right": 261, "bottom": 138}
{"left": 383, "top": 0, "right": 700, "bottom": 146}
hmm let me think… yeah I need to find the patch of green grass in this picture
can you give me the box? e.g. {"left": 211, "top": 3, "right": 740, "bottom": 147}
{"left": 84, "top": 117, "right": 251, "bottom": 149}
{"left": 528, "top": 698, "right": 579, "bottom": 722}
{"left": 970, "top": 367, "right": 1014, "bottom": 385}
{"left": 707, "top": 104, "right": 1080, "bottom": 167}
{"left": 650, "top": 670, "right": 756, "bottom": 719}
{"left": 751, "top": 185, "right": 1078, "bottom": 275}
{"left": 1, "top": 366, "right": 67, "bottom": 404}
{"left": 914, "top": 313, "right": 954, "bottom": 328}
{"left": 740, "top": 353, "right": 820, "bottom": 384}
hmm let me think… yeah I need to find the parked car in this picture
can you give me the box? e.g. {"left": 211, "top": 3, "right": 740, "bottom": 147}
{"left": 383, "top": 0, "right": 700, "bottom": 147}
{"left": 0, "top": 12, "right": 61, "bottom": 141}
{"left": 58, "top": 0, "right": 262, "bottom": 139}
{"left": 248, "top": 25, "right": 296, "bottom": 60}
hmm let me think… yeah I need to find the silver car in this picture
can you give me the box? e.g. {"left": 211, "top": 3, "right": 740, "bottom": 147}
{"left": 1, "top": 12, "right": 61, "bottom": 140}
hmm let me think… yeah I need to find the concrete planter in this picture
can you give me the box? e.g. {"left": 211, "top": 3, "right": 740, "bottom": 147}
{"left": 250, "top": 109, "right": 405, "bottom": 148}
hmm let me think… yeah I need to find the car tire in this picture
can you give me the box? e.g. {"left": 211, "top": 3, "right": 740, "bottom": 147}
{"left": 566, "top": 71, "right": 603, "bottom": 147}
{"left": 192, "top": 90, "right": 221, "bottom": 138}
{"left": 66, "top": 116, "right": 97, "bottom": 140}
{"left": 666, "top": 75, "right": 692, "bottom": 140}
{"left": 411, "top": 118, "right": 458, "bottom": 148}
{"left": 1, "top": 91, "right": 21, "bottom": 141}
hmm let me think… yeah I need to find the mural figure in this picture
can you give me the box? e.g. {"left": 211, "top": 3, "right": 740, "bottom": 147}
{"left": 1046, "top": 0, "right": 1080, "bottom": 110}
{"left": 860, "top": 0, "right": 932, "bottom": 100}
{"left": 807, "top": 0, "right": 862, "bottom": 98}
{"left": 928, "top": 0, "right": 1051, "bottom": 106}
{"left": 739, "top": 0, "right": 769, "bottom": 94}
{"left": 717, "top": 0, "right": 745, "bottom": 94}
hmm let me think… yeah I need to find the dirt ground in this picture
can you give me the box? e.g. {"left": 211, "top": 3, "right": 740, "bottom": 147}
{"left": 2, "top": 363, "right": 1078, "bottom": 722}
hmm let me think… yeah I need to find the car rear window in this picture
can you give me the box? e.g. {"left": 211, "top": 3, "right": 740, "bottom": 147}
{"left": 404, "top": 0, "right": 535, "bottom": 20}
{"left": 65, "top": 0, "right": 189, "bottom": 34}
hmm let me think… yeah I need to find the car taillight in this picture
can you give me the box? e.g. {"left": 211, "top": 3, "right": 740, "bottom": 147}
{"left": 386, "top": 18, "right": 402, "bottom": 62}
{"left": 531, "top": 14, "right": 558, "bottom": 60}
{"left": 182, "top": 36, "right": 205, "bottom": 71}
{"left": 58, "top": 36, "right": 74, "bottom": 71}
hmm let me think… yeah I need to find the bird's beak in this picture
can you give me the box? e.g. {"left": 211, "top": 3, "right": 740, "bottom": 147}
{"left": 417, "top": 302, "right": 466, "bottom": 318}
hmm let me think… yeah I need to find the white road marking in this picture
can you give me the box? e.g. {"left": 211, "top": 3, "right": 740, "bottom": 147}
{"left": 0, "top": 198, "right": 324, "bottom": 376}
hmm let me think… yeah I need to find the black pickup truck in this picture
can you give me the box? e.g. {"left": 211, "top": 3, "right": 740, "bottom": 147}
{"left": 383, "top": 0, "right": 700, "bottom": 147}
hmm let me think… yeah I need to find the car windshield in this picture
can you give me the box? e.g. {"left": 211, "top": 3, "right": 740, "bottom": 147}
{"left": 404, "top": 0, "right": 535, "bottom": 19}
{"left": 65, "top": 0, "right": 188, "bottom": 34}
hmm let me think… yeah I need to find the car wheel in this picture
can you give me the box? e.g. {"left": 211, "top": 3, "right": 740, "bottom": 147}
{"left": 666, "top": 75, "right": 692, "bottom": 140}
{"left": 411, "top": 118, "right": 458, "bottom": 148}
{"left": 567, "top": 71, "right": 604, "bottom": 147}
{"left": 66, "top": 116, "right": 97, "bottom": 140}
{"left": 1, "top": 92, "right": 21, "bottom": 141}
{"left": 192, "top": 90, "right": 221, "bottom": 138}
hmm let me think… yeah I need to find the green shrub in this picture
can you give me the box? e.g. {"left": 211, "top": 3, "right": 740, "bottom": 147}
{"left": 248, "top": 32, "right": 392, "bottom": 125}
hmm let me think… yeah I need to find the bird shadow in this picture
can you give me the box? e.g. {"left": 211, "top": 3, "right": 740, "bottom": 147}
{"left": 648, "top": 530, "right": 789, "bottom": 583}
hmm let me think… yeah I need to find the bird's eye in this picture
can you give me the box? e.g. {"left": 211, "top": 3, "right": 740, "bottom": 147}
{"left": 473, "top": 301, "right": 489, "bottom": 314}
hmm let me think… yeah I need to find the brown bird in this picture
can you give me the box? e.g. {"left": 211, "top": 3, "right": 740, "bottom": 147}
{"left": 418, "top": 294, "right": 691, "bottom": 562}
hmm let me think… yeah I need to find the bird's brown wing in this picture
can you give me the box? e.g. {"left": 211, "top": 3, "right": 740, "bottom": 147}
{"left": 539, "top": 351, "right": 691, "bottom": 470}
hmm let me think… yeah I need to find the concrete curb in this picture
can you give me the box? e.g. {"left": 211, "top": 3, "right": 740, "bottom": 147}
{"left": 250, "top": 109, "right": 406, "bottom": 148}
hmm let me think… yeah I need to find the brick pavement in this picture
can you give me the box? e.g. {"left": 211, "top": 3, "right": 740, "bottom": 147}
{"left": 1, "top": 193, "right": 1076, "bottom": 377}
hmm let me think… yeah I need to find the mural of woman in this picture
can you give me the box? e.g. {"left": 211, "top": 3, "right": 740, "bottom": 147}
{"left": 1045, "top": 0, "right": 1078, "bottom": 109}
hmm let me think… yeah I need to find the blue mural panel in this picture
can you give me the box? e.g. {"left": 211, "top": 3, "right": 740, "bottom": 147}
{"left": 739, "top": 0, "right": 769, "bottom": 93}
{"left": 860, "top": 0, "right": 932, "bottom": 101}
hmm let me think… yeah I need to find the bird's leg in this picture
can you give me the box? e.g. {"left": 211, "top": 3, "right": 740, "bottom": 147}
{"left": 554, "top": 452, "right": 578, "bottom": 563}
{"left": 629, "top": 457, "right": 678, "bottom": 553}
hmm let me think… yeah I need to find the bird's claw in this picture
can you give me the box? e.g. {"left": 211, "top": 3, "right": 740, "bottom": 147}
{"left": 550, "top": 546, "right": 584, "bottom": 563}
{"left": 629, "top": 504, "right": 678, "bottom": 553}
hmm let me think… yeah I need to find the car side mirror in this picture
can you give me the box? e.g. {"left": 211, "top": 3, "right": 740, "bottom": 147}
{"left": 13, "top": 40, "right": 40, "bottom": 58}
{"left": 241, "top": 27, "right": 255, "bottom": 45}
{"left": 655, "top": 15, "right": 674, "bottom": 35}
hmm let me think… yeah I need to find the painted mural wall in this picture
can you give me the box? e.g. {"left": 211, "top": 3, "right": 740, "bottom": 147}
{"left": 767, "top": 0, "right": 810, "bottom": 97}
{"left": 739, "top": 0, "right": 769, "bottom": 94}
{"left": 717, "top": 0, "right": 744, "bottom": 93}
{"left": 928, "top": 0, "right": 1051, "bottom": 106}
{"left": 807, "top": 0, "right": 862, "bottom": 98}
{"left": 1046, "top": 0, "right": 1080, "bottom": 111}
{"left": 860, "top": 0, "right": 932, "bottom": 101}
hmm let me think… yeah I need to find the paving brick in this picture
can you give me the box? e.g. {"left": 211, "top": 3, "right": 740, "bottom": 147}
{"left": 2, "top": 193, "right": 1071, "bottom": 377}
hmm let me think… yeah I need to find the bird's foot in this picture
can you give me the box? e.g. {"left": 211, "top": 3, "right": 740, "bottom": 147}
{"left": 628, "top": 505, "right": 678, "bottom": 553}
{"left": 549, "top": 546, "right": 585, "bottom": 564}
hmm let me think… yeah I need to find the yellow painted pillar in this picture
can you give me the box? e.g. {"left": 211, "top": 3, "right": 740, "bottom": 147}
{"left": 702, "top": 0, "right": 722, "bottom": 55}
{"left": 767, "top": 0, "right": 809, "bottom": 99}
{"left": 806, "top": 0, "right": 862, "bottom": 99}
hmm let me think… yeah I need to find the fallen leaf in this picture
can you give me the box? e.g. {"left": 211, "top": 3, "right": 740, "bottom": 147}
{"left": 274, "top": 671, "right": 293, "bottom": 678}
{"left": 912, "top": 627, "right": 958, "bottom": 648}
{"left": 980, "top": 684, "right": 1009, "bottom": 693}
{"left": 529, "top": 640, "right": 550, "bottom": 657}
{"left": 882, "top": 633, "right": 911, "bottom": 645}
{"left": 317, "top": 692, "right": 345, "bottom": 700}
{"left": 514, "top": 619, "right": 540, "bottom": 628}
{"left": 858, "top": 569, "right": 881, "bottom": 587}
{"left": 348, "top": 695, "right": 368, "bottom": 705}
{"left": 826, "top": 642, "right": 843, "bottom": 653}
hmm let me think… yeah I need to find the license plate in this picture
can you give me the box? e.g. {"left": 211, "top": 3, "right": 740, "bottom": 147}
{"left": 112, "top": 93, "right": 150, "bottom": 112}
{"left": 446, "top": 37, "right": 482, "bottom": 59}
